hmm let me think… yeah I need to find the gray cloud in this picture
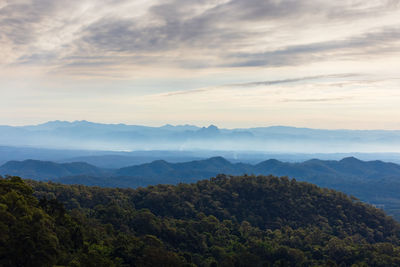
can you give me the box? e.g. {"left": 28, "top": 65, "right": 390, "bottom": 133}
{"left": 230, "top": 27, "right": 400, "bottom": 67}
{"left": 72, "top": 0, "right": 400, "bottom": 70}
{"left": 1, "top": 0, "right": 400, "bottom": 71}
{"left": 79, "top": 1, "right": 250, "bottom": 53}
{"left": 326, "top": 0, "right": 400, "bottom": 20}
{"left": 77, "top": 0, "right": 323, "bottom": 55}
{"left": 0, "top": 0, "right": 66, "bottom": 45}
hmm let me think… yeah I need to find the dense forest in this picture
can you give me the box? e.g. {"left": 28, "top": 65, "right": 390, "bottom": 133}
{"left": 1, "top": 175, "right": 400, "bottom": 266}
{"left": 3, "top": 156, "right": 400, "bottom": 220}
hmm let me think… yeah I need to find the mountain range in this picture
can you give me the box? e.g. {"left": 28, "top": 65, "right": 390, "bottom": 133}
{"left": 4, "top": 145, "right": 400, "bottom": 169}
{"left": 2, "top": 156, "right": 400, "bottom": 219}
{"left": 3, "top": 120, "right": 400, "bottom": 152}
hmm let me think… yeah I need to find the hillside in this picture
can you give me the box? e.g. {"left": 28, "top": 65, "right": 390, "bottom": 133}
{"left": 0, "top": 159, "right": 106, "bottom": 180}
{"left": 2, "top": 157, "right": 400, "bottom": 219}
{"left": 2, "top": 175, "right": 400, "bottom": 266}
{"left": 5, "top": 156, "right": 400, "bottom": 183}
{"left": 3, "top": 145, "right": 400, "bottom": 169}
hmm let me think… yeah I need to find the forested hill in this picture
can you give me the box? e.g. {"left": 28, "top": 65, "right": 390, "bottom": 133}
{"left": 3, "top": 156, "right": 400, "bottom": 184}
{"left": 2, "top": 156, "right": 400, "bottom": 219}
{"left": 0, "top": 159, "right": 107, "bottom": 179}
{"left": 2, "top": 175, "right": 400, "bottom": 266}
{"left": 0, "top": 175, "right": 400, "bottom": 267}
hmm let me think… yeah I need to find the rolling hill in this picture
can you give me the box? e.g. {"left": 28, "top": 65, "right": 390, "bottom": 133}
{"left": 0, "top": 159, "right": 107, "bottom": 180}
{"left": 2, "top": 156, "right": 400, "bottom": 219}
{"left": 3, "top": 175, "right": 399, "bottom": 266}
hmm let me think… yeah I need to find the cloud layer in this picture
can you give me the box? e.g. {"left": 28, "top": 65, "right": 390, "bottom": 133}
{"left": 1, "top": 0, "right": 400, "bottom": 129}
{"left": 1, "top": 0, "right": 400, "bottom": 71}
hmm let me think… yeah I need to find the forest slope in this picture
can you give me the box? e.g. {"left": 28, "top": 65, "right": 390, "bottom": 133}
{"left": 2, "top": 175, "right": 399, "bottom": 266}
{"left": 2, "top": 157, "right": 400, "bottom": 219}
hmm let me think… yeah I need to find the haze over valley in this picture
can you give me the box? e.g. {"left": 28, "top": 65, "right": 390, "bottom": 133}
{"left": 3, "top": 120, "right": 400, "bottom": 153}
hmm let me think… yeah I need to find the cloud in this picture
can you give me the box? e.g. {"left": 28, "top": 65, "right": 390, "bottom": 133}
{"left": 0, "top": 0, "right": 400, "bottom": 73}
{"left": 230, "top": 27, "right": 400, "bottom": 67}
{"left": 228, "top": 74, "right": 359, "bottom": 87}
{"left": 2, "top": 0, "right": 400, "bottom": 129}
{"left": 0, "top": 0, "right": 57, "bottom": 45}
{"left": 162, "top": 73, "right": 361, "bottom": 96}
{"left": 280, "top": 97, "right": 353, "bottom": 103}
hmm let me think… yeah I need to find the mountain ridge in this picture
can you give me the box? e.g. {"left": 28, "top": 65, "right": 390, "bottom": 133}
{"left": 2, "top": 156, "right": 400, "bottom": 219}
{"left": 3, "top": 156, "right": 400, "bottom": 182}
{"left": 3, "top": 120, "right": 400, "bottom": 152}
{"left": 0, "top": 159, "right": 108, "bottom": 180}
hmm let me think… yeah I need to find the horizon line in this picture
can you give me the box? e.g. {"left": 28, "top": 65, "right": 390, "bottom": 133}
{"left": 1, "top": 119, "right": 400, "bottom": 132}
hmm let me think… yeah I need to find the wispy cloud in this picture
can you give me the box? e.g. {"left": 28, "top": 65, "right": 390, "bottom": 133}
{"left": 228, "top": 74, "right": 360, "bottom": 87}
{"left": 163, "top": 73, "right": 361, "bottom": 96}
{"left": 280, "top": 97, "right": 353, "bottom": 103}
{"left": 230, "top": 27, "right": 400, "bottom": 67}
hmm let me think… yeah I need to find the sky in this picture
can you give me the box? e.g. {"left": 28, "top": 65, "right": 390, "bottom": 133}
{"left": 1, "top": 0, "right": 400, "bottom": 129}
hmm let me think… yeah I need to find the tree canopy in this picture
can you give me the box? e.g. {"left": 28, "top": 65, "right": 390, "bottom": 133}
{"left": 1, "top": 175, "right": 400, "bottom": 266}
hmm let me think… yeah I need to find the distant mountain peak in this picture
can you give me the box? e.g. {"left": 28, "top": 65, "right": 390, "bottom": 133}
{"left": 149, "top": 159, "right": 169, "bottom": 165}
{"left": 205, "top": 156, "right": 230, "bottom": 164}
{"left": 72, "top": 120, "right": 90, "bottom": 124}
{"left": 197, "top": 125, "right": 220, "bottom": 135}
{"left": 340, "top": 157, "right": 362, "bottom": 163}
{"left": 160, "top": 124, "right": 199, "bottom": 131}
{"left": 40, "top": 120, "right": 70, "bottom": 126}
{"left": 256, "top": 159, "right": 282, "bottom": 167}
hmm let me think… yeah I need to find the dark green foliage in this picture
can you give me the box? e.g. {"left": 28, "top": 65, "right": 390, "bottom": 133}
{"left": 0, "top": 176, "right": 83, "bottom": 267}
{"left": 4, "top": 157, "right": 400, "bottom": 220}
{"left": 2, "top": 175, "right": 400, "bottom": 266}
